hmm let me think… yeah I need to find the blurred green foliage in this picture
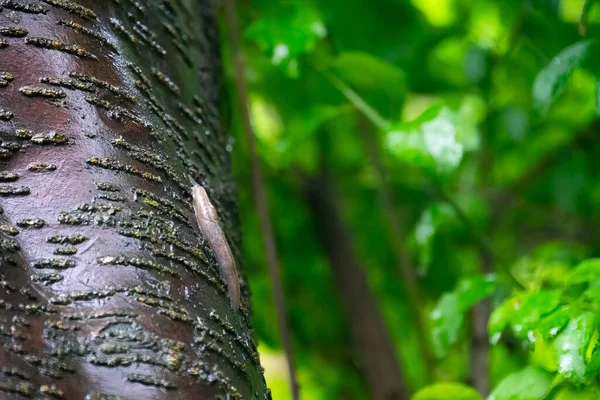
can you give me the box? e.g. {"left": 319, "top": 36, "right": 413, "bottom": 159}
{"left": 218, "top": 0, "right": 600, "bottom": 398}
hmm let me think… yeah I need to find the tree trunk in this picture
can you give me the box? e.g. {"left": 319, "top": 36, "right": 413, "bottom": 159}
{"left": 0, "top": 1, "right": 269, "bottom": 399}
{"left": 302, "top": 170, "right": 409, "bottom": 400}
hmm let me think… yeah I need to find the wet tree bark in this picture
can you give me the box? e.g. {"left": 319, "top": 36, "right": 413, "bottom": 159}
{"left": 0, "top": 0, "right": 269, "bottom": 399}
{"left": 302, "top": 170, "right": 409, "bottom": 400}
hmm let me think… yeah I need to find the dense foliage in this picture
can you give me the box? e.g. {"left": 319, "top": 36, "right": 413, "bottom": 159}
{"left": 219, "top": 0, "right": 600, "bottom": 398}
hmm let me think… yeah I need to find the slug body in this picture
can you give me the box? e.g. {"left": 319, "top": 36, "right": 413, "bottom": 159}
{"left": 191, "top": 183, "right": 241, "bottom": 310}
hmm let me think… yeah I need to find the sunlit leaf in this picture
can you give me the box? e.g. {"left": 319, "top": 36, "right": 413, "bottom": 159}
{"left": 412, "top": 382, "right": 481, "bottom": 400}
{"left": 537, "top": 306, "right": 571, "bottom": 340}
{"left": 569, "top": 259, "right": 600, "bottom": 285}
{"left": 531, "top": 331, "right": 558, "bottom": 372}
{"left": 553, "top": 388, "right": 598, "bottom": 400}
{"left": 510, "top": 290, "right": 562, "bottom": 341}
{"left": 431, "top": 292, "right": 462, "bottom": 358}
{"left": 553, "top": 312, "right": 597, "bottom": 385}
{"left": 386, "top": 105, "right": 463, "bottom": 174}
{"left": 412, "top": 203, "right": 455, "bottom": 275}
{"left": 431, "top": 275, "right": 496, "bottom": 357}
{"left": 488, "top": 367, "right": 552, "bottom": 400}
{"left": 533, "top": 40, "right": 597, "bottom": 113}
{"left": 489, "top": 297, "right": 518, "bottom": 345}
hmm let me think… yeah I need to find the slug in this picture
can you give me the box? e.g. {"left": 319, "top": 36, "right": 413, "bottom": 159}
{"left": 191, "top": 183, "right": 241, "bottom": 310}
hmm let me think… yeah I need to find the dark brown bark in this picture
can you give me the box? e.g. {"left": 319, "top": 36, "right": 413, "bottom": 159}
{"left": 0, "top": 1, "right": 268, "bottom": 399}
{"left": 302, "top": 170, "right": 409, "bottom": 400}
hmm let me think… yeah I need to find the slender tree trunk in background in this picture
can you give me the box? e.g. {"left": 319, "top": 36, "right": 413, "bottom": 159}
{"left": 222, "top": 0, "right": 300, "bottom": 398}
{"left": 470, "top": 254, "right": 493, "bottom": 397}
{"left": 356, "top": 115, "right": 433, "bottom": 374}
{"left": 0, "top": 1, "right": 269, "bottom": 399}
{"left": 303, "top": 170, "right": 409, "bottom": 400}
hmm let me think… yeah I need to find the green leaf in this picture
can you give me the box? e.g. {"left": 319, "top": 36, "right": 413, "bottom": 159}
{"left": 580, "top": 0, "right": 598, "bottom": 36}
{"left": 431, "top": 292, "right": 462, "bottom": 358}
{"left": 488, "top": 367, "right": 552, "bottom": 400}
{"left": 586, "top": 335, "right": 600, "bottom": 379}
{"left": 412, "top": 382, "right": 482, "bottom": 400}
{"left": 456, "top": 274, "right": 496, "bottom": 308}
{"left": 553, "top": 388, "right": 598, "bottom": 400}
{"left": 245, "top": 5, "right": 326, "bottom": 77}
{"left": 569, "top": 259, "right": 600, "bottom": 285}
{"left": 510, "top": 290, "right": 562, "bottom": 341}
{"left": 489, "top": 297, "right": 518, "bottom": 344}
{"left": 386, "top": 105, "right": 463, "bottom": 174}
{"left": 537, "top": 306, "right": 571, "bottom": 340}
{"left": 412, "top": 203, "right": 455, "bottom": 275}
{"left": 595, "top": 79, "right": 600, "bottom": 115}
{"left": 553, "top": 312, "right": 597, "bottom": 385}
{"left": 533, "top": 40, "right": 597, "bottom": 114}
{"left": 431, "top": 274, "right": 496, "bottom": 357}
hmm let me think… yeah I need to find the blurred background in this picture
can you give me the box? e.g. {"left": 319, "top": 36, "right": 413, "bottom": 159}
{"left": 217, "top": 0, "right": 600, "bottom": 399}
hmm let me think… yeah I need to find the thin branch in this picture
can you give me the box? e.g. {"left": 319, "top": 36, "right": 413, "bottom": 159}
{"left": 317, "top": 66, "right": 391, "bottom": 131}
{"left": 222, "top": 1, "right": 300, "bottom": 399}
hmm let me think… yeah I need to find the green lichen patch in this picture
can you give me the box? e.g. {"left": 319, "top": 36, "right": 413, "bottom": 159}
{"left": 0, "top": 109, "right": 14, "bottom": 121}
{"left": 31, "top": 273, "right": 64, "bottom": 285}
{"left": 31, "top": 131, "right": 68, "bottom": 145}
{"left": 15, "top": 129, "right": 33, "bottom": 139}
{"left": 41, "top": 0, "right": 96, "bottom": 20}
{"left": 95, "top": 182, "right": 120, "bottom": 192}
{"left": 28, "top": 163, "right": 57, "bottom": 172}
{"left": 58, "top": 20, "right": 118, "bottom": 52}
{"left": 126, "top": 373, "right": 176, "bottom": 390}
{"left": 0, "top": 171, "right": 18, "bottom": 181}
{"left": 32, "top": 258, "right": 76, "bottom": 270}
{"left": 17, "top": 218, "right": 46, "bottom": 229}
{"left": 47, "top": 234, "right": 86, "bottom": 244}
{"left": 19, "top": 85, "right": 67, "bottom": 99}
{"left": 0, "top": 224, "right": 19, "bottom": 236}
{"left": 25, "top": 37, "right": 97, "bottom": 60}
{"left": 97, "top": 255, "right": 179, "bottom": 277}
{"left": 0, "top": 71, "right": 13, "bottom": 87}
{"left": 1, "top": 0, "right": 46, "bottom": 14}
{"left": 40, "top": 76, "right": 95, "bottom": 92}
{"left": 0, "top": 27, "right": 28, "bottom": 37}
{"left": 53, "top": 245, "right": 77, "bottom": 255}
{"left": 0, "top": 185, "right": 30, "bottom": 196}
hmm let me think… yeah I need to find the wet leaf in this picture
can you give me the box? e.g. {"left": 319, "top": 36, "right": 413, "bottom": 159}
{"left": 431, "top": 292, "right": 462, "bottom": 358}
{"left": 386, "top": 105, "right": 463, "bottom": 174}
{"left": 412, "top": 203, "right": 455, "bottom": 275}
{"left": 488, "top": 367, "right": 552, "bottom": 400}
{"left": 553, "top": 312, "right": 597, "bottom": 385}
{"left": 533, "top": 40, "right": 597, "bottom": 113}
{"left": 569, "top": 259, "right": 600, "bottom": 285}
{"left": 431, "top": 274, "right": 496, "bottom": 357}
{"left": 412, "top": 382, "right": 481, "bottom": 400}
{"left": 537, "top": 306, "right": 571, "bottom": 340}
{"left": 510, "top": 290, "right": 562, "bottom": 341}
{"left": 489, "top": 297, "right": 518, "bottom": 344}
